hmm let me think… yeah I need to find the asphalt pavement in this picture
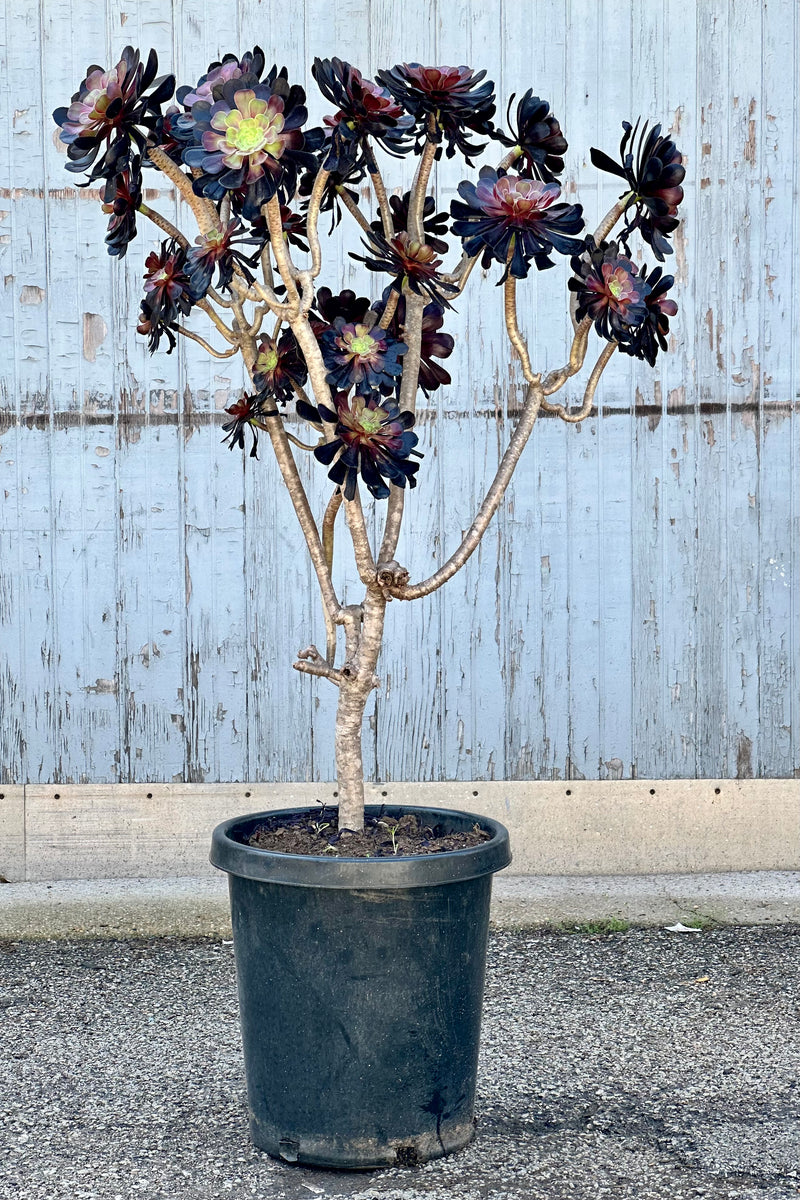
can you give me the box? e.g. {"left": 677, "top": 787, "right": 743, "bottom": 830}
{"left": 1, "top": 926, "right": 798, "bottom": 1200}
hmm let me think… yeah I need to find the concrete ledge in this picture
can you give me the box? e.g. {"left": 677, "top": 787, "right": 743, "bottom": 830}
{"left": 1, "top": 871, "right": 798, "bottom": 939}
{"left": 8, "top": 779, "right": 800, "bottom": 881}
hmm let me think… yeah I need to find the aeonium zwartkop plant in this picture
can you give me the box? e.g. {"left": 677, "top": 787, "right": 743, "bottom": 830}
{"left": 55, "top": 49, "right": 684, "bottom": 832}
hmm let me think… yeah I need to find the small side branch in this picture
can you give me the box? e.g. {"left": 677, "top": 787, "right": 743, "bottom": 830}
{"left": 366, "top": 152, "right": 394, "bottom": 241}
{"left": 389, "top": 381, "right": 544, "bottom": 600}
{"left": 148, "top": 147, "right": 218, "bottom": 236}
{"left": 293, "top": 645, "right": 343, "bottom": 686}
{"left": 593, "top": 194, "right": 634, "bottom": 246}
{"left": 337, "top": 187, "right": 372, "bottom": 233}
{"left": 196, "top": 298, "right": 237, "bottom": 343}
{"left": 137, "top": 203, "right": 188, "bottom": 247}
{"left": 543, "top": 340, "right": 617, "bottom": 423}
{"left": 541, "top": 316, "right": 593, "bottom": 396}
{"left": 176, "top": 326, "right": 239, "bottom": 358}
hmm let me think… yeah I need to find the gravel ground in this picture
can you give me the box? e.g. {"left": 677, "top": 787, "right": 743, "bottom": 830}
{"left": 1, "top": 927, "right": 798, "bottom": 1200}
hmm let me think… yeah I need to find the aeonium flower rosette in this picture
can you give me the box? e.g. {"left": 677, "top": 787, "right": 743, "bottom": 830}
{"left": 590, "top": 119, "right": 685, "bottom": 260}
{"left": 182, "top": 67, "right": 318, "bottom": 217}
{"left": 54, "top": 46, "right": 175, "bottom": 185}
{"left": 312, "top": 58, "right": 414, "bottom": 173}
{"left": 493, "top": 92, "right": 568, "bottom": 183}
{"left": 177, "top": 47, "right": 266, "bottom": 109}
{"left": 319, "top": 318, "right": 407, "bottom": 395}
{"left": 184, "top": 219, "right": 265, "bottom": 297}
{"left": 136, "top": 239, "right": 198, "bottom": 353}
{"left": 369, "top": 191, "right": 450, "bottom": 255}
{"left": 297, "top": 391, "right": 421, "bottom": 501}
{"left": 251, "top": 330, "right": 308, "bottom": 404}
{"left": 374, "top": 290, "right": 455, "bottom": 397}
{"left": 221, "top": 390, "right": 278, "bottom": 459}
{"left": 567, "top": 242, "right": 652, "bottom": 344}
{"left": 352, "top": 231, "right": 459, "bottom": 309}
{"left": 616, "top": 265, "right": 678, "bottom": 367}
{"left": 101, "top": 157, "right": 142, "bottom": 258}
{"left": 376, "top": 63, "right": 496, "bottom": 162}
{"left": 450, "top": 166, "right": 586, "bottom": 280}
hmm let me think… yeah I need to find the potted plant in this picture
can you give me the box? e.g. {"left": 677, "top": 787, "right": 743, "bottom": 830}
{"left": 53, "top": 47, "right": 684, "bottom": 1168}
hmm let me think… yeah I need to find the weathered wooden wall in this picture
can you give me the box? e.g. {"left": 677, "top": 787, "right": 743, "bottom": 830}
{"left": 0, "top": 0, "right": 797, "bottom": 785}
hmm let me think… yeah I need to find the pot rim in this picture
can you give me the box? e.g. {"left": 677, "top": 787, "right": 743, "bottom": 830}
{"left": 210, "top": 803, "right": 511, "bottom": 889}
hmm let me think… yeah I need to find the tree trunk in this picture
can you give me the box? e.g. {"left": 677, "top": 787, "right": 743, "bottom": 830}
{"left": 334, "top": 589, "right": 386, "bottom": 831}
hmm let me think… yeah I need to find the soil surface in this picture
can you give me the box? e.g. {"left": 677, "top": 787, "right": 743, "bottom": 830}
{"left": 246, "top": 810, "right": 491, "bottom": 857}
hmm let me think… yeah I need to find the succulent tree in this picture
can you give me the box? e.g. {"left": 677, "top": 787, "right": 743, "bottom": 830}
{"left": 54, "top": 48, "right": 683, "bottom": 831}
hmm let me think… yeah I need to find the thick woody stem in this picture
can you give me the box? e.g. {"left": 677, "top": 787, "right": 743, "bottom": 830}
{"left": 343, "top": 490, "right": 377, "bottom": 584}
{"left": 137, "top": 203, "right": 188, "bottom": 247}
{"left": 260, "top": 415, "right": 343, "bottom": 625}
{"left": 265, "top": 197, "right": 301, "bottom": 312}
{"left": 378, "top": 290, "right": 424, "bottom": 562}
{"left": 335, "top": 591, "right": 386, "bottom": 831}
{"left": 377, "top": 289, "right": 400, "bottom": 330}
{"left": 306, "top": 169, "right": 330, "bottom": 277}
{"left": 336, "top": 186, "right": 372, "bottom": 233}
{"left": 498, "top": 146, "right": 523, "bottom": 171}
{"left": 365, "top": 150, "right": 394, "bottom": 240}
{"left": 544, "top": 340, "right": 617, "bottom": 423}
{"left": 147, "top": 147, "right": 218, "bottom": 236}
{"left": 504, "top": 275, "right": 538, "bottom": 384}
{"left": 409, "top": 135, "right": 437, "bottom": 240}
{"left": 322, "top": 490, "right": 343, "bottom": 664}
{"left": 389, "top": 382, "right": 544, "bottom": 600}
{"left": 593, "top": 194, "right": 634, "bottom": 245}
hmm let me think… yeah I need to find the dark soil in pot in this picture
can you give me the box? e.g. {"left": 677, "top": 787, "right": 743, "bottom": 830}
{"left": 246, "top": 809, "right": 491, "bottom": 857}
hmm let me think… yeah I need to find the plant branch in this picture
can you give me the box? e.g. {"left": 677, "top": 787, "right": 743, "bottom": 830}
{"left": 593, "top": 194, "right": 634, "bottom": 245}
{"left": 322, "top": 490, "right": 343, "bottom": 664}
{"left": 377, "top": 288, "right": 400, "bottom": 330}
{"left": 306, "top": 168, "right": 330, "bottom": 277}
{"left": 293, "top": 645, "right": 343, "bottom": 686}
{"left": 137, "top": 203, "right": 188, "bottom": 247}
{"left": 504, "top": 275, "right": 538, "bottom": 384}
{"left": 336, "top": 186, "right": 372, "bottom": 233}
{"left": 147, "top": 148, "right": 217, "bottom": 236}
{"left": 544, "top": 340, "right": 617, "bottom": 422}
{"left": 196, "top": 298, "right": 237, "bottom": 343}
{"left": 409, "top": 135, "right": 437, "bottom": 240}
{"left": 175, "top": 326, "right": 239, "bottom": 358}
{"left": 541, "top": 316, "right": 593, "bottom": 396}
{"left": 366, "top": 151, "right": 394, "bottom": 241}
{"left": 265, "top": 197, "right": 301, "bottom": 314}
{"left": 388, "top": 381, "right": 544, "bottom": 599}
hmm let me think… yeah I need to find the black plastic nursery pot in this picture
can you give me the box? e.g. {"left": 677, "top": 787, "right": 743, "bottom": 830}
{"left": 209, "top": 804, "right": 511, "bottom": 1169}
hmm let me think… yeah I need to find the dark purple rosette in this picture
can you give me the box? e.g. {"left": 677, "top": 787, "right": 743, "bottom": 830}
{"left": 101, "top": 157, "right": 142, "bottom": 257}
{"left": 182, "top": 67, "right": 317, "bottom": 216}
{"left": 221, "top": 389, "right": 279, "bottom": 459}
{"left": 369, "top": 191, "right": 450, "bottom": 254}
{"left": 616, "top": 265, "right": 678, "bottom": 366}
{"left": 567, "top": 242, "right": 652, "bottom": 343}
{"left": 312, "top": 58, "right": 414, "bottom": 173}
{"left": 298, "top": 391, "right": 421, "bottom": 500}
{"left": 311, "top": 288, "right": 374, "bottom": 338}
{"left": 375, "top": 291, "right": 455, "bottom": 397}
{"left": 184, "top": 219, "right": 263, "bottom": 297}
{"left": 376, "top": 63, "right": 495, "bottom": 162}
{"left": 493, "top": 92, "right": 567, "bottom": 183}
{"left": 450, "top": 166, "right": 585, "bottom": 279}
{"left": 251, "top": 330, "right": 308, "bottom": 403}
{"left": 319, "top": 318, "right": 407, "bottom": 395}
{"left": 352, "top": 230, "right": 458, "bottom": 309}
{"left": 177, "top": 47, "right": 266, "bottom": 109}
{"left": 53, "top": 46, "right": 175, "bottom": 185}
{"left": 590, "top": 120, "right": 685, "bottom": 260}
{"left": 136, "top": 239, "right": 196, "bottom": 353}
